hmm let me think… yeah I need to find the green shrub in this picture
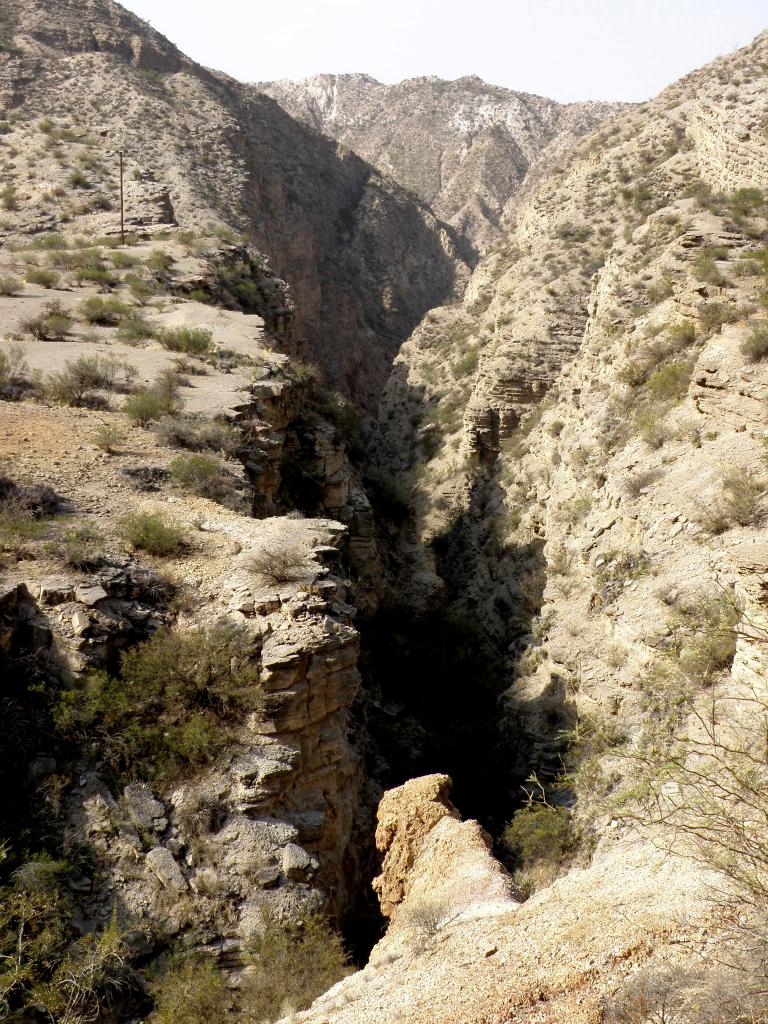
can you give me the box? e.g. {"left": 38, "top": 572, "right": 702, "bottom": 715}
{"left": 67, "top": 169, "right": 89, "bottom": 189}
{"left": 730, "top": 186, "right": 766, "bottom": 219}
{"left": 502, "top": 803, "right": 577, "bottom": 870}
{"left": 0, "top": 273, "right": 22, "bottom": 296}
{"left": 118, "top": 511, "right": 185, "bottom": 555}
{"left": 149, "top": 959, "right": 229, "bottom": 1024}
{"left": 125, "top": 273, "right": 155, "bottom": 304}
{"left": 645, "top": 357, "right": 694, "bottom": 401}
{"left": 243, "top": 909, "right": 350, "bottom": 1022}
{"left": 452, "top": 348, "right": 479, "bottom": 377}
{"left": 721, "top": 468, "right": 765, "bottom": 527}
{"left": 168, "top": 453, "right": 226, "bottom": 499}
{"left": 1, "top": 183, "right": 18, "bottom": 210}
{"left": 77, "top": 266, "right": 117, "bottom": 291}
{"left": 109, "top": 251, "right": 139, "bottom": 269}
{"left": 740, "top": 323, "right": 768, "bottom": 362}
{"left": 123, "top": 384, "right": 183, "bottom": 424}
{"left": 0, "top": 876, "right": 128, "bottom": 1024}
{"left": 54, "top": 625, "right": 262, "bottom": 778}
{"left": 25, "top": 268, "right": 60, "bottom": 289}
{"left": 156, "top": 326, "right": 213, "bottom": 355}
{"left": 0, "top": 508, "right": 49, "bottom": 555}
{"left": 79, "top": 296, "right": 131, "bottom": 325}
{"left": 670, "top": 591, "right": 739, "bottom": 684}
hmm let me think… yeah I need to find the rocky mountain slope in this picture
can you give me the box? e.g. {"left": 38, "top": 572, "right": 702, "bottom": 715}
{"left": 258, "top": 73, "right": 626, "bottom": 253}
{"left": 1, "top": 0, "right": 471, "bottom": 408}
{"left": 3, "top": 2, "right": 768, "bottom": 1023}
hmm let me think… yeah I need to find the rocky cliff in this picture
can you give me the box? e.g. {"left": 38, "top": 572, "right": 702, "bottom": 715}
{"left": 259, "top": 73, "right": 626, "bottom": 254}
{"left": 1, "top": 0, "right": 472, "bottom": 407}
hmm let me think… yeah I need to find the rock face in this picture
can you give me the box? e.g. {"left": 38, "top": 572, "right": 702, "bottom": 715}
{"left": 1, "top": 0, "right": 472, "bottom": 407}
{"left": 259, "top": 74, "right": 627, "bottom": 253}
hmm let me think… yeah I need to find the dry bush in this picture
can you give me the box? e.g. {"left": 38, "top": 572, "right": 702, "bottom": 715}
{"left": 248, "top": 539, "right": 313, "bottom": 586}
{"left": 602, "top": 963, "right": 765, "bottom": 1024}
{"left": 402, "top": 895, "right": 456, "bottom": 940}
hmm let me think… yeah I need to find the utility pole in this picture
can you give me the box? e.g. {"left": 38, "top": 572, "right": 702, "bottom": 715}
{"left": 118, "top": 149, "right": 125, "bottom": 245}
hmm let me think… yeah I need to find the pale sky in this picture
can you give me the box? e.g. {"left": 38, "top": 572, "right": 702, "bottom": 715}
{"left": 120, "top": 0, "right": 767, "bottom": 103}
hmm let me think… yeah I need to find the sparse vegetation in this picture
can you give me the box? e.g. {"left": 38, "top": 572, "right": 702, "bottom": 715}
{"left": 248, "top": 539, "right": 312, "bottom": 586}
{"left": 118, "top": 511, "right": 185, "bottom": 556}
{"left": 156, "top": 326, "right": 213, "bottom": 355}
{"left": 79, "top": 296, "right": 131, "bottom": 325}
{"left": 740, "top": 323, "right": 768, "bottom": 362}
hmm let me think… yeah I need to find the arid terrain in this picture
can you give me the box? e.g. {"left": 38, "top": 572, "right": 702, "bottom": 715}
{"left": 1, "top": 3, "right": 768, "bottom": 1023}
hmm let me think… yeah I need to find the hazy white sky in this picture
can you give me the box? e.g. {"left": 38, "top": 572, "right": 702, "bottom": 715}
{"left": 121, "top": 0, "right": 767, "bottom": 102}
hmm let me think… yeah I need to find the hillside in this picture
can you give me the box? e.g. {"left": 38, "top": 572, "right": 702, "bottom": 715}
{"left": 259, "top": 73, "right": 626, "bottom": 253}
{"left": 0, "top": 0, "right": 472, "bottom": 408}
{"left": 2, "top": 3, "right": 768, "bottom": 1024}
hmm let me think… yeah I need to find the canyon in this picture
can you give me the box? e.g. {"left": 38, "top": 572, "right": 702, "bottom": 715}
{"left": 0, "top": 2, "right": 767, "bottom": 1023}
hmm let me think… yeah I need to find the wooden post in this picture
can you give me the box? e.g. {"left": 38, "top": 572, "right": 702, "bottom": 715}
{"left": 119, "top": 149, "right": 125, "bottom": 245}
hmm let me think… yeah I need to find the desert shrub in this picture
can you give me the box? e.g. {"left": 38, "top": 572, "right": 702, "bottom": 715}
{"left": 730, "top": 186, "right": 766, "bottom": 219}
{"left": 77, "top": 266, "right": 117, "bottom": 291}
{"left": 248, "top": 539, "right": 312, "bottom": 586}
{"left": 0, "top": 475, "right": 60, "bottom": 555}
{"left": 722, "top": 468, "right": 765, "bottom": 527}
{"left": 403, "top": 895, "right": 456, "bottom": 940}
{"left": 0, "top": 507, "right": 49, "bottom": 555}
{"left": 20, "top": 300, "right": 72, "bottom": 341}
{"left": 503, "top": 803, "right": 577, "bottom": 871}
{"left": 167, "top": 453, "right": 226, "bottom": 498}
{"left": 118, "top": 511, "right": 185, "bottom": 556}
{"left": 123, "top": 383, "right": 183, "bottom": 425}
{"left": 116, "top": 313, "right": 154, "bottom": 343}
{"left": 452, "top": 348, "right": 479, "bottom": 377}
{"left": 602, "top": 964, "right": 762, "bottom": 1024}
{"left": 0, "top": 878, "right": 129, "bottom": 1024}
{"left": 668, "top": 590, "right": 739, "bottom": 684}
{"left": 1, "top": 183, "right": 18, "bottom": 210}
{"left": 90, "top": 423, "right": 126, "bottom": 453}
{"left": 698, "top": 301, "right": 739, "bottom": 336}
{"left": 0, "top": 342, "right": 31, "bottom": 399}
{"left": 149, "top": 958, "right": 229, "bottom": 1024}
{"left": 667, "top": 320, "right": 697, "bottom": 347}
{"left": 25, "top": 268, "right": 59, "bottom": 289}
{"left": 694, "top": 248, "right": 729, "bottom": 287}
{"left": 54, "top": 625, "right": 262, "bottom": 778}
{"left": 644, "top": 357, "right": 694, "bottom": 402}
{"left": 243, "top": 910, "right": 350, "bottom": 1022}
{"left": 0, "top": 273, "right": 22, "bottom": 295}
{"left": 152, "top": 415, "right": 239, "bottom": 455}
{"left": 156, "top": 326, "right": 213, "bottom": 355}
{"left": 740, "top": 323, "right": 768, "bottom": 362}
{"left": 43, "top": 355, "right": 136, "bottom": 408}
{"left": 67, "top": 169, "right": 89, "bottom": 189}
{"left": 125, "top": 273, "right": 156, "bottom": 304}
{"left": 79, "top": 296, "right": 131, "bottom": 325}
{"left": 47, "top": 523, "right": 105, "bottom": 569}
{"left": 623, "top": 467, "right": 663, "bottom": 497}
{"left": 109, "top": 251, "right": 139, "bottom": 270}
